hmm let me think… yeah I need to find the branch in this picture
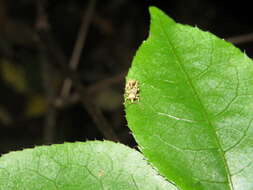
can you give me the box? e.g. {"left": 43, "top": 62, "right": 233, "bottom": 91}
{"left": 55, "top": 71, "right": 126, "bottom": 108}
{"left": 36, "top": 13, "right": 120, "bottom": 142}
{"left": 60, "top": 0, "right": 96, "bottom": 98}
{"left": 36, "top": 0, "right": 57, "bottom": 144}
{"left": 226, "top": 32, "right": 253, "bottom": 45}
{"left": 88, "top": 71, "right": 127, "bottom": 95}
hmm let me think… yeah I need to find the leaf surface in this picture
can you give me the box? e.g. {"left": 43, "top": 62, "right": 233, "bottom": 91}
{"left": 0, "top": 141, "right": 177, "bottom": 190}
{"left": 125, "top": 7, "right": 253, "bottom": 190}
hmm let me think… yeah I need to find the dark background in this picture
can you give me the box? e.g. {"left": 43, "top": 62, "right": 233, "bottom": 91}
{"left": 0, "top": 0, "right": 253, "bottom": 154}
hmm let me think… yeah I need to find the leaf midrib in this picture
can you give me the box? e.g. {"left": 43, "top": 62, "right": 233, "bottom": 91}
{"left": 157, "top": 17, "right": 234, "bottom": 189}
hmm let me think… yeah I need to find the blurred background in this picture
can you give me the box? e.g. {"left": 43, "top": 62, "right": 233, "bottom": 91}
{"left": 1, "top": 0, "right": 253, "bottom": 154}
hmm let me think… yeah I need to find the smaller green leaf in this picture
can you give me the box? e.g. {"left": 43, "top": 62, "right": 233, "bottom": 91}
{"left": 0, "top": 141, "right": 178, "bottom": 190}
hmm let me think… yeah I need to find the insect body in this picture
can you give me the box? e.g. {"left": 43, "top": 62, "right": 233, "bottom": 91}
{"left": 125, "top": 79, "right": 140, "bottom": 103}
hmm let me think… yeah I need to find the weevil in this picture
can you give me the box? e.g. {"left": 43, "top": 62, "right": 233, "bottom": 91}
{"left": 125, "top": 79, "right": 140, "bottom": 103}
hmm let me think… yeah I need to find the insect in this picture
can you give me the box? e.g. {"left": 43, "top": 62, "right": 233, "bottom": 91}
{"left": 125, "top": 79, "right": 140, "bottom": 103}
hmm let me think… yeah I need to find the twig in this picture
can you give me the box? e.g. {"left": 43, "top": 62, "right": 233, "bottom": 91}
{"left": 36, "top": 0, "right": 57, "bottom": 144}
{"left": 57, "top": 63, "right": 120, "bottom": 141}
{"left": 60, "top": 0, "right": 96, "bottom": 98}
{"left": 54, "top": 71, "right": 127, "bottom": 108}
{"left": 88, "top": 71, "right": 127, "bottom": 95}
{"left": 41, "top": 56, "right": 57, "bottom": 144}
{"left": 75, "top": 85, "right": 120, "bottom": 141}
{"left": 36, "top": 19, "right": 120, "bottom": 142}
{"left": 59, "top": 62, "right": 120, "bottom": 141}
{"left": 226, "top": 32, "right": 253, "bottom": 45}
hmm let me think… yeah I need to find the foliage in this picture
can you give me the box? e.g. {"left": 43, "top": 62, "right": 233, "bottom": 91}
{"left": 125, "top": 7, "right": 253, "bottom": 190}
{"left": 0, "top": 141, "right": 177, "bottom": 190}
{"left": 1, "top": 6, "right": 253, "bottom": 190}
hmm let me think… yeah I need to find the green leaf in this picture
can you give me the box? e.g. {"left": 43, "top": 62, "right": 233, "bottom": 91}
{"left": 0, "top": 141, "right": 177, "bottom": 190}
{"left": 125, "top": 6, "right": 253, "bottom": 190}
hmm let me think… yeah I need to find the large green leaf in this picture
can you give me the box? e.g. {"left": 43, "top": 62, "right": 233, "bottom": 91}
{"left": 0, "top": 141, "right": 177, "bottom": 190}
{"left": 125, "top": 7, "right": 253, "bottom": 190}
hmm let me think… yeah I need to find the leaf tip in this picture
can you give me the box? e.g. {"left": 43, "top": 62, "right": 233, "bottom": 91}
{"left": 148, "top": 6, "right": 159, "bottom": 14}
{"left": 149, "top": 6, "right": 175, "bottom": 24}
